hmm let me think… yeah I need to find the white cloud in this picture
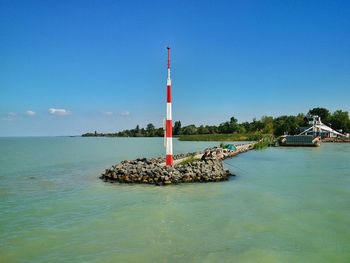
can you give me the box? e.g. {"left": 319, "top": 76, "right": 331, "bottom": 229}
{"left": 25, "top": 110, "right": 36, "bottom": 116}
{"left": 120, "top": 111, "right": 130, "bottom": 116}
{"left": 2, "top": 112, "right": 16, "bottom": 121}
{"left": 104, "top": 111, "right": 113, "bottom": 116}
{"left": 48, "top": 108, "right": 71, "bottom": 116}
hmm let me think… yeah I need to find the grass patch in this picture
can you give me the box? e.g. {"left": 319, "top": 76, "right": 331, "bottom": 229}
{"left": 177, "top": 154, "right": 199, "bottom": 166}
{"left": 219, "top": 142, "right": 227, "bottom": 148}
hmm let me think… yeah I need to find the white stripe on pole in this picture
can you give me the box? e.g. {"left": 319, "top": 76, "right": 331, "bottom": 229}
{"left": 166, "top": 138, "right": 173, "bottom": 155}
{"left": 163, "top": 118, "right": 166, "bottom": 147}
{"left": 166, "top": 103, "right": 172, "bottom": 120}
{"left": 167, "top": 69, "right": 171, "bottom": 82}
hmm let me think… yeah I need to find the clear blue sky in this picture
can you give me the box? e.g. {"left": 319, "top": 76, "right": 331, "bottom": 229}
{"left": 1, "top": 0, "right": 349, "bottom": 136}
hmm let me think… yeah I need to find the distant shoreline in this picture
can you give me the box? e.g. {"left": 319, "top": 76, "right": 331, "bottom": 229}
{"left": 81, "top": 133, "right": 268, "bottom": 141}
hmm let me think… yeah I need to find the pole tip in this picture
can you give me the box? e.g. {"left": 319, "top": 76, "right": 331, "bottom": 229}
{"left": 167, "top": 46, "right": 170, "bottom": 50}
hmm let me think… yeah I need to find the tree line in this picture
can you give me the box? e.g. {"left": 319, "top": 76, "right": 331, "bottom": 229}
{"left": 82, "top": 107, "right": 350, "bottom": 137}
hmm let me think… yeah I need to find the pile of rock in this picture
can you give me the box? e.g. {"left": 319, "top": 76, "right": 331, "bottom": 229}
{"left": 201, "top": 147, "right": 240, "bottom": 160}
{"left": 202, "top": 147, "right": 226, "bottom": 160}
{"left": 100, "top": 151, "right": 233, "bottom": 186}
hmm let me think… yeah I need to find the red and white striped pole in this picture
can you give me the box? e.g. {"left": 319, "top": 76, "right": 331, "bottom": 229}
{"left": 165, "top": 47, "right": 173, "bottom": 166}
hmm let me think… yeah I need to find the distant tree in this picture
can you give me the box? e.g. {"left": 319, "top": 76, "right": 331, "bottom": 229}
{"left": 146, "top": 123, "right": 155, "bottom": 130}
{"left": 296, "top": 113, "right": 307, "bottom": 127}
{"left": 207, "top": 125, "right": 219, "bottom": 134}
{"left": 240, "top": 122, "right": 252, "bottom": 133}
{"left": 155, "top": 127, "right": 164, "bottom": 137}
{"left": 261, "top": 116, "right": 274, "bottom": 134}
{"left": 182, "top": 125, "right": 197, "bottom": 135}
{"left": 330, "top": 110, "right": 350, "bottom": 133}
{"left": 218, "top": 122, "right": 229, "bottom": 133}
{"left": 197, "top": 125, "right": 209, "bottom": 134}
{"left": 129, "top": 125, "right": 141, "bottom": 137}
{"left": 251, "top": 118, "right": 264, "bottom": 132}
{"left": 237, "top": 126, "right": 246, "bottom": 134}
{"left": 273, "top": 115, "right": 301, "bottom": 136}
{"left": 229, "top": 116, "right": 239, "bottom": 132}
{"left": 173, "top": 121, "right": 182, "bottom": 135}
{"left": 139, "top": 128, "right": 146, "bottom": 136}
{"left": 230, "top": 116, "right": 238, "bottom": 124}
{"left": 81, "top": 106, "right": 350, "bottom": 138}
{"left": 146, "top": 123, "right": 155, "bottom": 136}
{"left": 308, "top": 107, "right": 331, "bottom": 123}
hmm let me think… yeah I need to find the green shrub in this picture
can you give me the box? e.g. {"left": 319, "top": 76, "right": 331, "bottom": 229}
{"left": 177, "top": 154, "right": 199, "bottom": 166}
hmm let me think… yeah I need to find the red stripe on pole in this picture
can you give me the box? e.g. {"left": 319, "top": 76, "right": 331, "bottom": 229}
{"left": 166, "top": 154, "right": 173, "bottom": 166}
{"left": 167, "top": 85, "right": 172, "bottom": 102}
{"left": 166, "top": 120, "right": 172, "bottom": 137}
{"left": 167, "top": 47, "right": 170, "bottom": 69}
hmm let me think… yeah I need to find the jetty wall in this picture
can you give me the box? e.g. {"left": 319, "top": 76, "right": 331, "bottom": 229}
{"left": 100, "top": 143, "right": 255, "bottom": 186}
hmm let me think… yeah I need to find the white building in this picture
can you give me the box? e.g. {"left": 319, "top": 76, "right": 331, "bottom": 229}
{"left": 299, "top": 115, "right": 345, "bottom": 138}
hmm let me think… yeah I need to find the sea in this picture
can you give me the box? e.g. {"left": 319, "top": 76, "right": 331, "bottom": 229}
{"left": 0, "top": 137, "right": 349, "bottom": 262}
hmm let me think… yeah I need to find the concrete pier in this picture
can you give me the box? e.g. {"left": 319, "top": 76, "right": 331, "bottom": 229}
{"left": 100, "top": 142, "right": 255, "bottom": 186}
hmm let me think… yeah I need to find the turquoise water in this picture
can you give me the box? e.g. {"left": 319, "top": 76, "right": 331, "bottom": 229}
{"left": 0, "top": 137, "right": 349, "bottom": 262}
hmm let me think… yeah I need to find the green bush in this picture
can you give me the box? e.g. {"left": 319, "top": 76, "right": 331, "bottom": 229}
{"left": 254, "top": 135, "right": 275, "bottom": 149}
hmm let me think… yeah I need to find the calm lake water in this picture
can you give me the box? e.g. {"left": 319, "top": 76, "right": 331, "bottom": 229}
{"left": 0, "top": 137, "right": 349, "bottom": 262}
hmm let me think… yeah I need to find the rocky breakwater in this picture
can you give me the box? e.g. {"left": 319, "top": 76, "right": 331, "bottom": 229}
{"left": 100, "top": 148, "right": 235, "bottom": 186}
